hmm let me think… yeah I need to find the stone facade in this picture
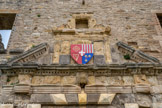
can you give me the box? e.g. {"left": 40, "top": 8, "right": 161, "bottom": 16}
{"left": 0, "top": 0, "right": 162, "bottom": 108}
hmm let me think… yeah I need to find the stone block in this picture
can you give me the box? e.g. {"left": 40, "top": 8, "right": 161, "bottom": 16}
{"left": 107, "top": 76, "right": 123, "bottom": 86}
{"left": 27, "top": 104, "right": 41, "bottom": 108}
{"left": 32, "top": 76, "right": 44, "bottom": 85}
{"left": 125, "top": 103, "right": 139, "bottom": 108}
{"left": 133, "top": 85, "right": 150, "bottom": 93}
{"left": 61, "top": 76, "right": 76, "bottom": 85}
{"left": 147, "top": 76, "right": 158, "bottom": 86}
{"left": 0, "top": 104, "right": 14, "bottom": 108}
{"left": 85, "top": 85, "right": 107, "bottom": 93}
{"left": 78, "top": 93, "right": 87, "bottom": 105}
{"left": 30, "top": 94, "right": 53, "bottom": 103}
{"left": 134, "top": 75, "right": 149, "bottom": 85}
{"left": 1, "top": 86, "right": 14, "bottom": 103}
{"left": 44, "top": 76, "right": 61, "bottom": 84}
{"left": 87, "top": 93, "right": 100, "bottom": 104}
{"left": 62, "top": 85, "right": 81, "bottom": 93}
{"left": 98, "top": 94, "right": 116, "bottom": 104}
{"left": 7, "top": 76, "right": 18, "bottom": 85}
{"left": 136, "top": 94, "right": 152, "bottom": 107}
{"left": 123, "top": 76, "right": 134, "bottom": 85}
{"left": 65, "top": 94, "right": 78, "bottom": 104}
{"left": 53, "top": 43, "right": 60, "bottom": 63}
{"left": 112, "top": 94, "right": 136, "bottom": 105}
{"left": 14, "top": 85, "right": 31, "bottom": 93}
{"left": 87, "top": 76, "right": 96, "bottom": 85}
{"left": 151, "top": 85, "right": 162, "bottom": 94}
{"left": 18, "top": 75, "right": 31, "bottom": 85}
{"left": 107, "top": 86, "right": 132, "bottom": 93}
{"left": 61, "top": 41, "right": 70, "bottom": 54}
{"left": 152, "top": 103, "right": 162, "bottom": 108}
{"left": 94, "top": 55, "right": 106, "bottom": 65}
{"left": 32, "top": 85, "right": 62, "bottom": 94}
{"left": 51, "top": 94, "right": 67, "bottom": 105}
{"left": 96, "top": 76, "right": 107, "bottom": 85}
{"left": 59, "top": 55, "right": 71, "bottom": 65}
{"left": 94, "top": 42, "right": 104, "bottom": 55}
{"left": 152, "top": 94, "right": 162, "bottom": 103}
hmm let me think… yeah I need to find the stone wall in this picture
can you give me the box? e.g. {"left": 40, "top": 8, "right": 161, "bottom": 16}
{"left": 0, "top": 0, "right": 162, "bottom": 62}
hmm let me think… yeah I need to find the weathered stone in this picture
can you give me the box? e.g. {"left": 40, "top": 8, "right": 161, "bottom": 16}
{"left": 123, "top": 76, "right": 134, "bottom": 85}
{"left": 78, "top": 93, "right": 87, "bottom": 105}
{"left": 152, "top": 94, "right": 162, "bottom": 103}
{"left": 62, "top": 85, "right": 81, "bottom": 93}
{"left": 32, "top": 76, "right": 44, "bottom": 85}
{"left": 27, "top": 104, "right": 41, "bottom": 108}
{"left": 151, "top": 85, "right": 162, "bottom": 94}
{"left": 125, "top": 103, "right": 139, "bottom": 108}
{"left": 53, "top": 43, "right": 60, "bottom": 63}
{"left": 85, "top": 85, "right": 107, "bottom": 93}
{"left": 98, "top": 94, "right": 116, "bottom": 104}
{"left": 7, "top": 76, "right": 18, "bottom": 85}
{"left": 147, "top": 76, "right": 158, "bottom": 86}
{"left": 94, "top": 55, "right": 106, "bottom": 65}
{"left": 14, "top": 85, "right": 31, "bottom": 93}
{"left": 107, "top": 86, "right": 132, "bottom": 93}
{"left": 134, "top": 75, "right": 149, "bottom": 85}
{"left": 9, "top": 49, "right": 24, "bottom": 54}
{"left": 30, "top": 94, "right": 53, "bottom": 103}
{"left": 152, "top": 103, "right": 162, "bottom": 108}
{"left": 94, "top": 42, "right": 104, "bottom": 55}
{"left": 136, "top": 94, "right": 152, "bottom": 107}
{"left": 65, "top": 94, "right": 78, "bottom": 104}
{"left": 32, "top": 85, "right": 62, "bottom": 94}
{"left": 87, "top": 94, "right": 100, "bottom": 104}
{"left": 44, "top": 76, "right": 61, "bottom": 84}
{"left": 0, "top": 104, "right": 14, "bottom": 108}
{"left": 60, "top": 41, "right": 70, "bottom": 54}
{"left": 61, "top": 76, "right": 76, "bottom": 85}
{"left": 112, "top": 94, "right": 136, "bottom": 105}
{"left": 59, "top": 55, "right": 71, "bottom": 64}
{"left": 18, "top": 75, "right": 31, "bottom": 85}
{"left": 96, "top": 76, "right": 107, "bottom": 85}
{"left": 87, "top": 76, "right": 96, "bottom": 85}
{"left": 51, "top": 94, "right": 67, "bottom": 105}
{"left": 107, "top": 76, "right": 123, "bottom": 85}
{"left": 133, "top": 85, "right": 150, "bottom": 93}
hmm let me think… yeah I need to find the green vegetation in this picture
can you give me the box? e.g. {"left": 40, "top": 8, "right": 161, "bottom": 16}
{"left": 124, "top": 54, "right": 131, "bottom": 60}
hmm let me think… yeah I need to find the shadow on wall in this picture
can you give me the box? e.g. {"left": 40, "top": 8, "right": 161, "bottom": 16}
{"left": 0, "top": 30, "right": 11, "bottom": 49}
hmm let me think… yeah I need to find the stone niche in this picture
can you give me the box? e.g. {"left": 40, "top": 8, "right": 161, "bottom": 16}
{"left": 52, "top": 13, "right": 111, "bottom": 64}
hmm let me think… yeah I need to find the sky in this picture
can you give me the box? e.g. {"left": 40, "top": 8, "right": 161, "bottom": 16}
{"left": 0, "top": 30, "right": 11, "bottom": 49}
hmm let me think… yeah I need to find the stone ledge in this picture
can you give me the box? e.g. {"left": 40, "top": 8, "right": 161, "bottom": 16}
{"left": 14, "top": 85, "right": 31, "bottom": 94}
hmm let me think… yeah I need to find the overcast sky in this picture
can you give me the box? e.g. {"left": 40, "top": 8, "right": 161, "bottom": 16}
{"left": 0, "top": 30, "right": 11, "bottom": 49}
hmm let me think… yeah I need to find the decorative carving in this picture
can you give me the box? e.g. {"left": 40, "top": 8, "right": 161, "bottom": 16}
{"left": 117, "top": 41, "right": 160, "bottom": 63}
{"left": 52, "top": 13, "right": 111, "bottom": 35}
{"left": 7, "top": 43, "right": 49, "bottom": 64}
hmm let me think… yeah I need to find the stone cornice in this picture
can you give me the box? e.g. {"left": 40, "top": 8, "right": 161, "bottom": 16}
{"left": 1, "top": 63, "right": 162, "bottom": 76}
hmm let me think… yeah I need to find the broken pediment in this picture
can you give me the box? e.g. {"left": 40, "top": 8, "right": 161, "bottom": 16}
{"left": 52, "top": 13, "right": 111, "bottom": 35}
{"left": 7, "top": 43, "right": 50, "bottom": 64}
{"left": 116, "top": 42, "right": 160, "bottom": 63}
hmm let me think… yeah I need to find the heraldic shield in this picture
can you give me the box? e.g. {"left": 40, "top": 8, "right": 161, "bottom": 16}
{"left": 71, "top": 44, "right": 94, "bottom": 64}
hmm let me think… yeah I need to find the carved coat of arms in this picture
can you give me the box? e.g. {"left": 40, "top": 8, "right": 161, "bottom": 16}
{"left": 71, "top": 44, "right": 94, "bottom": 64}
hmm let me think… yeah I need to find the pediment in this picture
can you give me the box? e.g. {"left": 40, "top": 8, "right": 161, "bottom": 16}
{"left": 7, "top": 43, "right": 50, "bottom": 64}
{"left": 117, "top": 42, "right": 160, "bottom": 63}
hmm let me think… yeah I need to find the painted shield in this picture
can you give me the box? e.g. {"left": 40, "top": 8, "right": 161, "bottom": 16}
{"left": 71, "top": 44, "right": 94, "bottom": 64}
